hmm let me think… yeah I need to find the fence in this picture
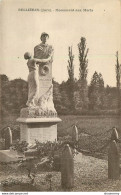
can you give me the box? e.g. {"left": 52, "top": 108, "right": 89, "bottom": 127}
{"left": 61, "top": 127, "right": 121, "bottom": 190}
{"left": 58, "top": 123, "right": 121, "bottom": 156}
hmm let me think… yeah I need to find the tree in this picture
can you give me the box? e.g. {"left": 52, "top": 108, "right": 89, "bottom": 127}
{"left": 59, "top": 81, "right": 71, "bottom": 114}
{"left": 89, "top": 72, "right": 105, "bottom": 110}
{"left": 104, "top": 86, "right": 119, "bottom": 110}
{"left": 115, "top": 51, "right": 121, "bottom": 89}
{"left": 115, "top": 51, "right": 121, "bottom": 110}
{"left": 9, "top": 79, "right": 28, "bottom": 113}
{"left": 78, "top": 37, "right": 89, "bottom": 81}
{"left": 0, "top": 75, "right": 9, "bottom": 122}
{"left": 77, "top": 37, "right": 89, "bottom": 111}
{"left": 52, "top": 79, "right": 62, "bottom": 113}
{"left": 67, "top": 46, "right": 75, "bottom": 111}
{"left": 98, "top": 73, "right": 104, "bottom": 92}
{"left": 1, "top": 77, "right": 28, "bottom": 115}
{"left": 0, "top": 74, "right": 9, "bottom": 83}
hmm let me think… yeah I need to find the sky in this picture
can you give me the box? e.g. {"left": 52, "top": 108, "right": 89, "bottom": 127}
{"left": 0, "top": 0, "right": 121, "bottom": 87}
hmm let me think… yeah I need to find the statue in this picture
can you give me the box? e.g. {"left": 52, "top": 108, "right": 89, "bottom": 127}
{"left": 24, "top": 51, "right": 51, "bottom": 107}
{"left": 24, "top": 52, "right": 39, "bottom": 107}
{"left": 34, "top": 32, "right": 53, "bottom": 65}
{"left": 23, "top": 32, "right": 57, "bottom": 118}
{"left": 17, "top": 33, "right": 61, "bottom": 145}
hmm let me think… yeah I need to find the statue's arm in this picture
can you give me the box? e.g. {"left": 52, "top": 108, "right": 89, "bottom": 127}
{"left": 34, "top": 47, "right": 37, "bottom": 58}
{"left": 33, "top": 57, "right": 51, "bottom": 63}
{"left": 34, "top": 45, "right": 54, "bottom": 63}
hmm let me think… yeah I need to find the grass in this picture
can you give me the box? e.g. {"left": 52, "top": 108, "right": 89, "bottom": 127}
{"left": 0, "top": 153, "right": 121, "bottom": 191}
{"left": 58, "top": 115, "right": 121, "bottom": 136}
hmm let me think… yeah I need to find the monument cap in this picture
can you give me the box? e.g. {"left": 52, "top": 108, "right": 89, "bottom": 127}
{"left": 40, "top": 32, "right": 49, "bottom": 39}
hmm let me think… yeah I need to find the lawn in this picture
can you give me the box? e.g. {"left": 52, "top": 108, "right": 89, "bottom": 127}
{"left": 58, "top": 115, "right": 121, "bottom": 136}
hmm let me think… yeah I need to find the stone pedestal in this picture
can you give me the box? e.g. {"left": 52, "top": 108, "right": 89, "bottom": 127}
{"left": 17, "top": 118, "right": 61, "bottom": 145}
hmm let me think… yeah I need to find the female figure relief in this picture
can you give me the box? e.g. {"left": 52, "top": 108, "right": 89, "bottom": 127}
{"left": 24, "top": 52, "right": 51, "bottom": 107}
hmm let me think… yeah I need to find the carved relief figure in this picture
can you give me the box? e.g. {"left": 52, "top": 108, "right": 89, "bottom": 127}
{"left": 24, "top": 52, "right": 39, "bottom": 107}
{"left": 24, "top": 52, "right": 50, "bottom": 107}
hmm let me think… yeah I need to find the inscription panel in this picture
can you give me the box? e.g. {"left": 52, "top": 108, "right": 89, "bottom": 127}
{"left": 39, "top": 63, "right": 52, "bottom": 97}
{"left": 28, "top": 124, "right": 57, "bottom": 145}
{"left": 20, "top": 124, "right": 29, "bottom": 142}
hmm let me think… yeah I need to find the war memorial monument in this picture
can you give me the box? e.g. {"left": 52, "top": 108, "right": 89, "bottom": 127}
{"left": 17, "top": 32, "right": 61, "bottom": 145}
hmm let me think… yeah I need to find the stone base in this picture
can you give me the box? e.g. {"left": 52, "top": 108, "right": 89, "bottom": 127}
{"left": 17, "top": 117, "right": 61, "bottom": 145}
{"left": 20, "top": 106, "right": 57, "bottom": 118}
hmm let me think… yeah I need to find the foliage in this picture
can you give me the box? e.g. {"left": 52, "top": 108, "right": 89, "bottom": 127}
{"left": 0, "top": 74, "right": 9, "bottom": 83}
{"left": 115, "top": 51, "right": 121, "bottom": 110}
{"left": 59, "top": 81, "right": 71, "bottom": 113}
{"left": 67, "top": 46, "right": 74, "bottom": 82}
{"left": 77, "top": 37, "right": 89, "bottom": 111}
{"left": 0, "top": 75, "right": 9, "bottom": 121}
{"left": 52, "top": 79, "right": 62, "bottom": 113}
{"left": 78, "top": 37, "right": 89, "bottom": 80}
{"left": 12, "top": 140, "right": 29, "bottom": 153}
{"left": 77, "top": 80, "right": 89, "bottom": 111}
{"left": 67, "top": 46, "right": 75, "bottom": 111}
{"left": 88, "top": 72, "right": 105, "bottom": 110}
{"left": 1, "top": 76, "right": 28, "bottom": 115}
{"left": 35, "top": 140, "right": 63, "bottom": 159}
{"left": 115, "top": 51, "right": 121, "bottom": 89}
{"left": 23, "top": 140, "right": 77, "bottom": 174}
{"left": 45, "top": 174, "right": 53, "bottom": 191}
{"left": 0, "top": 138, "right": 5, "bottom": 149}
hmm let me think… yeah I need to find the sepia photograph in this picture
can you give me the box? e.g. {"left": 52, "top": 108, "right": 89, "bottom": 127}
{"left": 0, "top": 0, "right": 121, "bottom": 193}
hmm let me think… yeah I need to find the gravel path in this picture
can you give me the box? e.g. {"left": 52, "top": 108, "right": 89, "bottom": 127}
{"left": 0, "top": 153, "right": 121, "bottom": 191}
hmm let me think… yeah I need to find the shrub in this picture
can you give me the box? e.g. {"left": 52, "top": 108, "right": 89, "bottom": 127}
{"left": 0, "top": 138, "right": 5, "bottom": 150}
{"left": 11, "top": 140, "right": 29, "bottom": 153}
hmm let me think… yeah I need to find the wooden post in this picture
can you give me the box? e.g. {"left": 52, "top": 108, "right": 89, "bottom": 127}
{"left": 108, "top": 139, "right": 120, "bottom": 179}
{"left": 72, "top": 125, "right": 78, "bottom": 142}
{"left": 61, "top": 144, "right": 74, "bottom": 190}
{"left": 111, "top": 127, "right": 118, "bottom": 142}
{"left": 5, "top": 127, "right": 12, "bottom": 149}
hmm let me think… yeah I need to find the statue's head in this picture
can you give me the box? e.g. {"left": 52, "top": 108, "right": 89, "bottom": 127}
{"left": 40, "top": 32, "right": 49, "bottom": 43}
{"left": 24, "top": 52, "right": 32, "bottom": 60}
